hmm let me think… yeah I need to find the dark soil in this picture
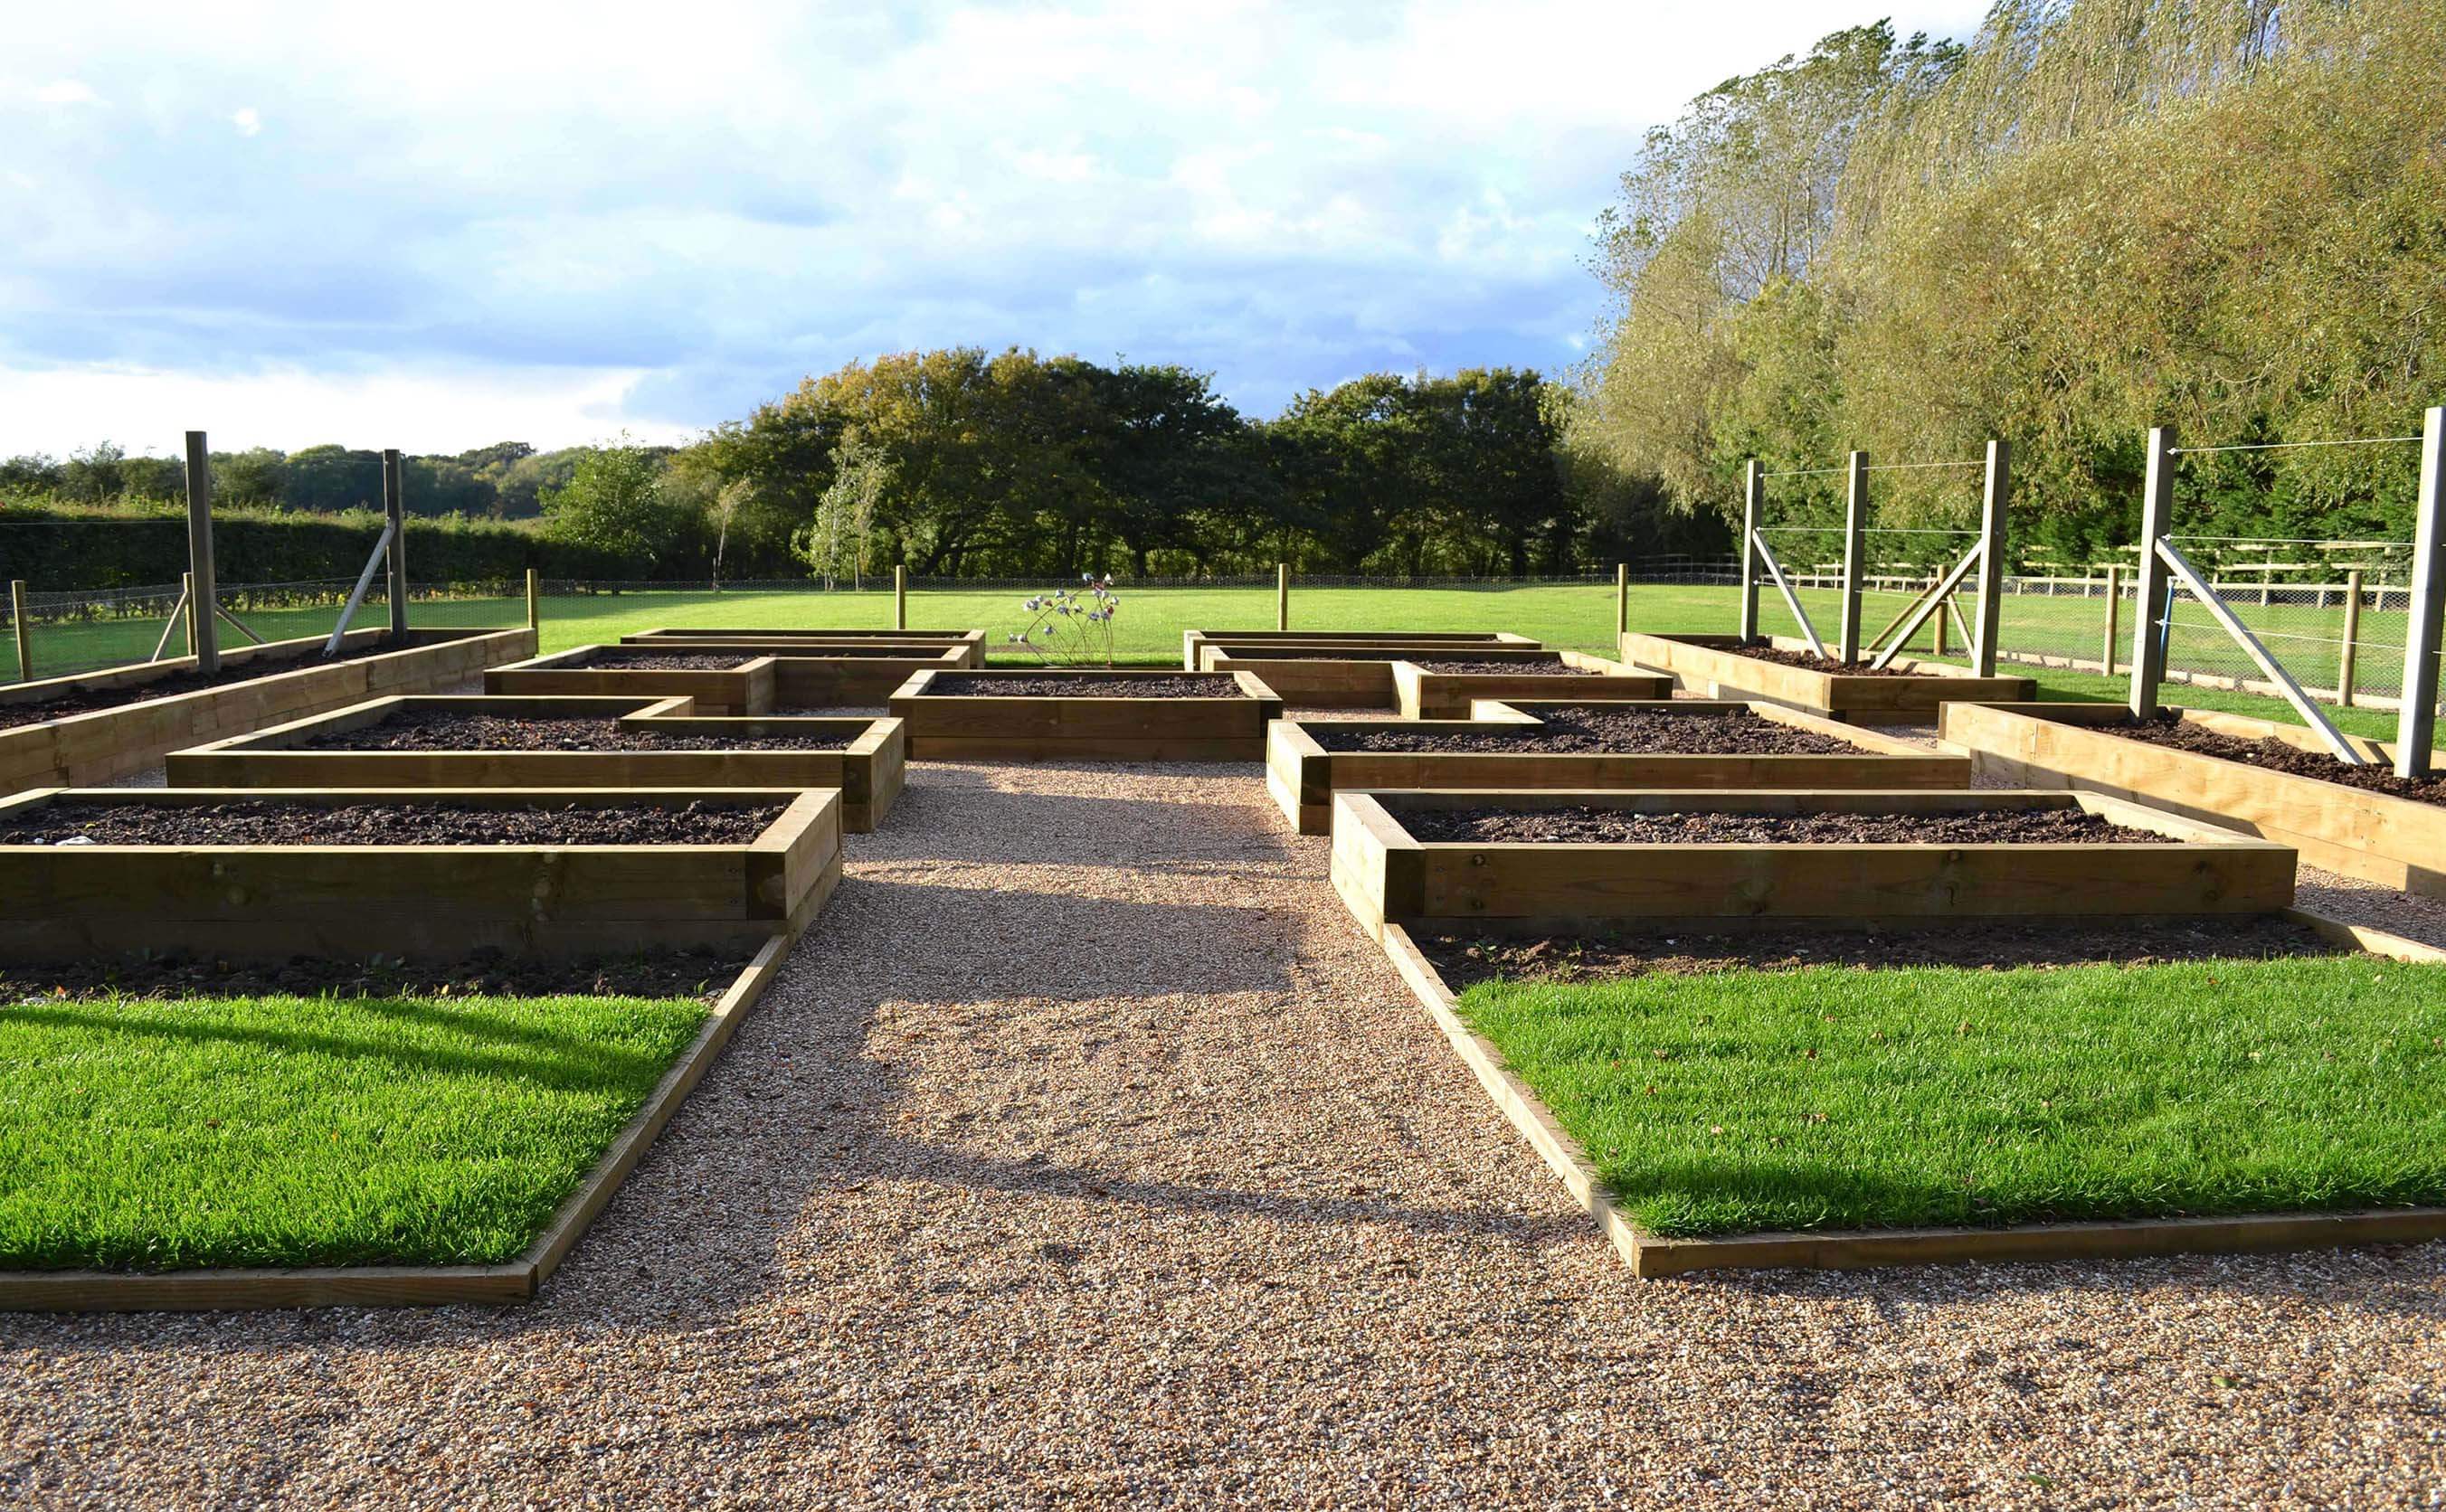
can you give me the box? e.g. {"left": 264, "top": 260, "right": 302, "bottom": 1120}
{"left": 0, "top": 799, "right": 786, "bottom": 846}
{"left": 299, "top": 711, "right": 854, "bottom": 752}
{"left": 0, "top": 647, "right": 388, "bottom": 731}
{"left": 1730, "top": 646, "right": 1943, "bottom": 677}
{"left": 1314, "top": 704, "right": 1857, "bottom": 755}
{"left": 1418, "top": 917, "right": 2342, "bottom": 989}
{"left": 1407, "top": 658, "right": 1597, "bottom": 676}
{"left": 2094, "top": 713, "right": 2446, "bottom": 808}
{"left": 928, "top": 675, "right": 1237, "bottom": 698}
{"left": 0, "top": 947, "right": 750, "bottom": 1005}
{"left": 1396, "top": 804, "right": 2159, "bottom": 846}
{"left": 567, "top": 650, "right": 757, "bottom": 670}
{"left": 1218, "top": 647, "right": 1507, "bottom": 662}
{"left": 653, "top": 645, "right": 939, "bottom": 658}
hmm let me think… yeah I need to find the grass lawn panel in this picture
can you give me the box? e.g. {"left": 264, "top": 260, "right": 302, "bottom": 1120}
{"left": 0, "top": 991, "right": 708, "bottom": 1271}
{"left": 1455, "top": 957, "right": 2446, "bottom": 1239}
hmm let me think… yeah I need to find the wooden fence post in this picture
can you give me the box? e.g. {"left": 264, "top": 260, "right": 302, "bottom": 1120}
{"left": 1838, "top": 450, "right": 1868, "bottom": 663}
{"left": 1276, "top": 562, "right": 1289, "bottom": 631}
{"left": 894, "top": 564, "right": 907, "bottom": 630}
{"left": 1738, "top": 458, "right": 1762, "bottom": 641}
{"left": 2337, "top": 568, "right": 2363, "bottom": 708}
{"left": 2130, "top": 427, "right": 2176, "bottom": 719}
{"left": 2101, "top": 565, "right": 2122, "bottom": 676}
{"left": 382, "top": 449, "right": 408, "bottom": 642}
{"left": 1972, "top": 439, "right": 2009, "bottom": 676}
{"left": 183, "top": 431, "right": 219, "bottom": 675}
{"left": 526, "top": 568, "right": 541, "bottom": 631}
{"left": 2397, "top": 405, "right": 2443, "bottom": 779}
{"left": 8, "top": 580, "right": 28, "bottom": 684}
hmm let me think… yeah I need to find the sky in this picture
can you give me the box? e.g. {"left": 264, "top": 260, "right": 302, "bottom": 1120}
{"left": 0, "top": 1, "right": 1991, "bottom": 458}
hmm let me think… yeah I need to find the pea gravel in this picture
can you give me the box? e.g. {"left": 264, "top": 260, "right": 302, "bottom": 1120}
{"left": 4, "top": 760, "right": 2442, "bottom": 1507}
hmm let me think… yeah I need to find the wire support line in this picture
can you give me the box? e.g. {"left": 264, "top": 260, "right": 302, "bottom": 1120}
{"left": 1863, "top": 459, "right": 1986, "bottom": 472}
{"left": 2167, "top": 436, "right": 2421, "bottom": 455}
{"left": 1863, "top": 527, "right": 1981, "bottom": 535}
{"left": 1757, "top": 466, "right": 1849, "bottom": 479}
{"left": 2167, "top": 535, "right": 2412, "bottom": 547}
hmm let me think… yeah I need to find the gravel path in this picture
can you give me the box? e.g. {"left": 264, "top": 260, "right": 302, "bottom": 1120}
{"left": 5, "top": 760, "right": 2443, "bottom": 1506}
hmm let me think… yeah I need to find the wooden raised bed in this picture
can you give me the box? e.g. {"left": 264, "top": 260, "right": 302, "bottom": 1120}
{"left": 485, "top": 645, "right": 776, "bottom": 714}
{"left": 0, "top": 786, "right": 840, "bottom": 961}
{"left": 1376, "top": 918, "right": 2446, "bottom": 1278}
{"left": 1330, "top": 788, "right": 2292, "bottom": 940}
{"left": 1267, "top": 700, "right": 1970, "bottom": 835}
{"left": 618, "top": 638, "right": 972, "bottom": 704}
{"left": 1180, "top": 628, "right": 1532, "bottom": 671}
{"left": 1620, "top": 632, "right": 2035, "bottom": 723}
{"left": 0, "top": 932, "right": 794, "bottom": 1312}
{"left": 1939, "top": 701, "right": 2446, "bottom": 897}
{"left": 1391, "top": 652, "right": 1672, "bottom": 718}
{"left": 0, "top": 627, "right": 536, "bottom": 794}
{"left": 166, "top": 695, "right": 906, "bottom": 832}
{"left": 627, "top": 627, "right": 987, "bottom": 667}
{"left": 1196, "top": 638, "right": 1546, "bottom": 709}
{"left": 888, "top": 668, "right": 1285, "bottom": 761}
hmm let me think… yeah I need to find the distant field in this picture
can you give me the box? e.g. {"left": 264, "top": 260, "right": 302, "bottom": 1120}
{"left": 11, "top": 580, "right": 2416, "bottom": 741}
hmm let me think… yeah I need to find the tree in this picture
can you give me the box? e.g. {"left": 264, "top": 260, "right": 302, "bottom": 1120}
{"left": 538, "top": 438, "right": 699, "bottom": 572}
{"left": 794, "top": 432, "right": 891, "bottom": 588}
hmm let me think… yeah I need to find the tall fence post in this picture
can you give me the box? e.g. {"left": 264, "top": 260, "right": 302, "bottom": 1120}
{"left": 2337, "top": 567, "right": 2363, "bottom": 708}
{"left": 894, "top": 564, "right": 907, "bottom": 630}
{"left": 1972, "top": 439, "right": 2010, "bottom": 676}
{"left": 2396, "top": 404, "right": 2443, "bottom": 779}
{"left": 2101, "top": 565, "right": 2122, "bottom": 675}
{"left": 1276, "top": 562, "right": 1289, "bottom": 631}
{"left": 184, "top": 430, "right": 219, "bottom": 676}
{"left": 8, "top": 580, "right": 29, "bottom": 684}
{"left": 1738, "top": 458, "right": 1763, "bottom": 641}
{"left": 1615, "top": 562, "right": 1627, "bottom": 640}
{"left": 525, "top": 568, "right": 541, "bottom": 631}
{"left": 382, "top": 449, "right": 408, "bottom": 643}
{"left": 1837, "top": 450, "right": 1868, "bottom": 662}
{"left": 2129, "top": 426, "right": 2176, "bottom": 719}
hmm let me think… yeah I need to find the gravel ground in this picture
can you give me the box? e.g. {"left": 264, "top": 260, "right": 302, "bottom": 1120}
{"left": 4, "top": 760, "right": 2443, "bottom": 1507}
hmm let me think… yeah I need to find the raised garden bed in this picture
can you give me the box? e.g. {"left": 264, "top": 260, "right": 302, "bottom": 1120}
{"left": 0, "top": 786, "right": 840, "bottom": 961}
{"left": 1191, "top": 637, "right": 1543, "bottom": 707}
{"left": 620, "top": 636, "right": 973, "bottom": 704}
{"left": 888, "top": 668, "right": 1285, "bottom": 761}
{"left": 1180, "top": 628, "right": 1531, "bottom": 671}
{"left": 629, "top": 626, "right": 984, "bottom": 666}
{"left": 1330, "top": 787, "right": 2292, "bottom": 940}
{"left": 0, "top": 627, "right": 536, "bottom": 793}
{"left": 1267, "top": 700, "right": 1969, "bottom": 834}
{"left": 0, "top": 934, "right": 792, "bottom": 1310}
{"left": 484, "top": 644, "right": 776, "bottom": 714}
{"left": 1377, "top": 916, "right": 2446, "bottom": 1277}
{"left": 1939, "top": 700, "right": 2446, "bottom": 897}
{"left": 1620, "top": 631, "right": 2035, "bottom": 723}
{"left": 1390, "top": 652, "right": 1672, "bottom": 718}
{"left": 166, "top": 695, "right": 906, "bottom": 832}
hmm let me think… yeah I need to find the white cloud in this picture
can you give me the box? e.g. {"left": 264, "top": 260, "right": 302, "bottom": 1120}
{"left": 231, "top": 106, "right": 261, "bottom": 136}
{"left": 30, "top": 79, "right": 104, "bottom": 107}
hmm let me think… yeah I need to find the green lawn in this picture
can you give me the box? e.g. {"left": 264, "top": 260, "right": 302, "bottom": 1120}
{"left": 1456, "top": 957, "right": 2446, "bottom": 1239}
{"left": 0, "top": 991, "right": 706, "bottom": 1271}
{"left": 14, "top": 579, "right": 2413, "bottom": 741}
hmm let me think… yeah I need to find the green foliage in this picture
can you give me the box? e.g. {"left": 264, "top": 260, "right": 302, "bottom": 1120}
{"left": 538, "top": 437, "right": 705, "bottom": 572}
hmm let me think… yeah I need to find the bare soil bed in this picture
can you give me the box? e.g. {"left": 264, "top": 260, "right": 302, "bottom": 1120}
{"left": 566, "top": 651, "right": 759, "bottom": 670}
{"left": 0, "top": 647, "right": 389, "bottom": 730}
{"left": 296, "top": 711, "right": 854, "bottom": 752}
{"left": 0, "top": 799, "right": 785, "bottom": 846}
{"left": 1408, "top": 658, "right": 1599, "bottom": 676}
{"left": 1731, "top": 646, "right": 1935, "bottom": 676}
{"left": 1397, "top": 805, "right": 2159, "bottom": 846}
{"left": 1314, "top": 704, "right": 1856, "bottom": 755}
{"left": 0, "top": 945, "right": 749, "bottom": 1004}
{"left": 927, "top": 674, "right": 1235, "bottom": 697}
{"left": 2093, "top": 713, "right": 2446, "bottom": 807}
{"left": 1419, "top": 916, "right": 2342, "bottom": 988}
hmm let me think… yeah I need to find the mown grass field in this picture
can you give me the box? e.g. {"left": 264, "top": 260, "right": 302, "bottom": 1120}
{"left": 1456, "top": 957, "right": 2446, "bottom": 1239}
{"left": 0, "top": 990, "right": 707, "bottom": 1271}
{"left": 13, "top": 580, "right": 2414, "bottom": 741}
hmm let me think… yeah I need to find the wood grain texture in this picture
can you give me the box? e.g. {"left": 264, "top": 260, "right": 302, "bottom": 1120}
{"left": 889, "top": 669, "right": 1285, "bottom": 761}
{"left": 1622, "top": 631, "right": 2036, "bottom": 722}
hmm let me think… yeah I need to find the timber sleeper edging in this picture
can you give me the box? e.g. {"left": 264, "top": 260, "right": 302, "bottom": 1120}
{"left": 888, "top": 667, "right": 1286, "bottom": 761}
{"left": 1622, "top": 630, "right": 2036, "bottom": 723}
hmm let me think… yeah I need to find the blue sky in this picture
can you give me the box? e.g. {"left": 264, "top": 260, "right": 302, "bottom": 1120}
{"left": 0, "top": 1, "right": 1989, "bottom": 455}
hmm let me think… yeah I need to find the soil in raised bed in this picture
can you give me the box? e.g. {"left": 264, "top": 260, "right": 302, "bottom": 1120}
{"left": 565, "top": 650, "right": 759, "bottom": 670}
{"left": 2090, "top": 713, "right": 2446, "bottom": 808}
{"left": 1396, "top": 804, "right": 2159, "bottom": 846}
{"left": 1730, "top": 645, "right": 1955, "bottom": 677}
{"left": 0, "top": 799, "right": 785, "bottom": 846}
{"left": 0, "top": 945, "right": 750, "bottom": 1005}
{"left": 926, "top": 674, "right": 1239, "bottom": 698}
{"left": 1313, "top": 704, "right": 1858, "bottom": 755}
{"left": 1218, "top": 647, "right": 1512, "bottom": 662}
{"left": 1417, "top": 916, "right": 2342, "bottom": 989}
{"left": 0, "top": 646, "right": 392, "bottom": 731}
{"left": 297, "top": 711, "right": 855, "bottom": 752}
{"left": 652, "top": 645, "right": 943, "bottom": 658}
{"left": 1407, "top": 657, "right": 1599, "bottom": 676}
